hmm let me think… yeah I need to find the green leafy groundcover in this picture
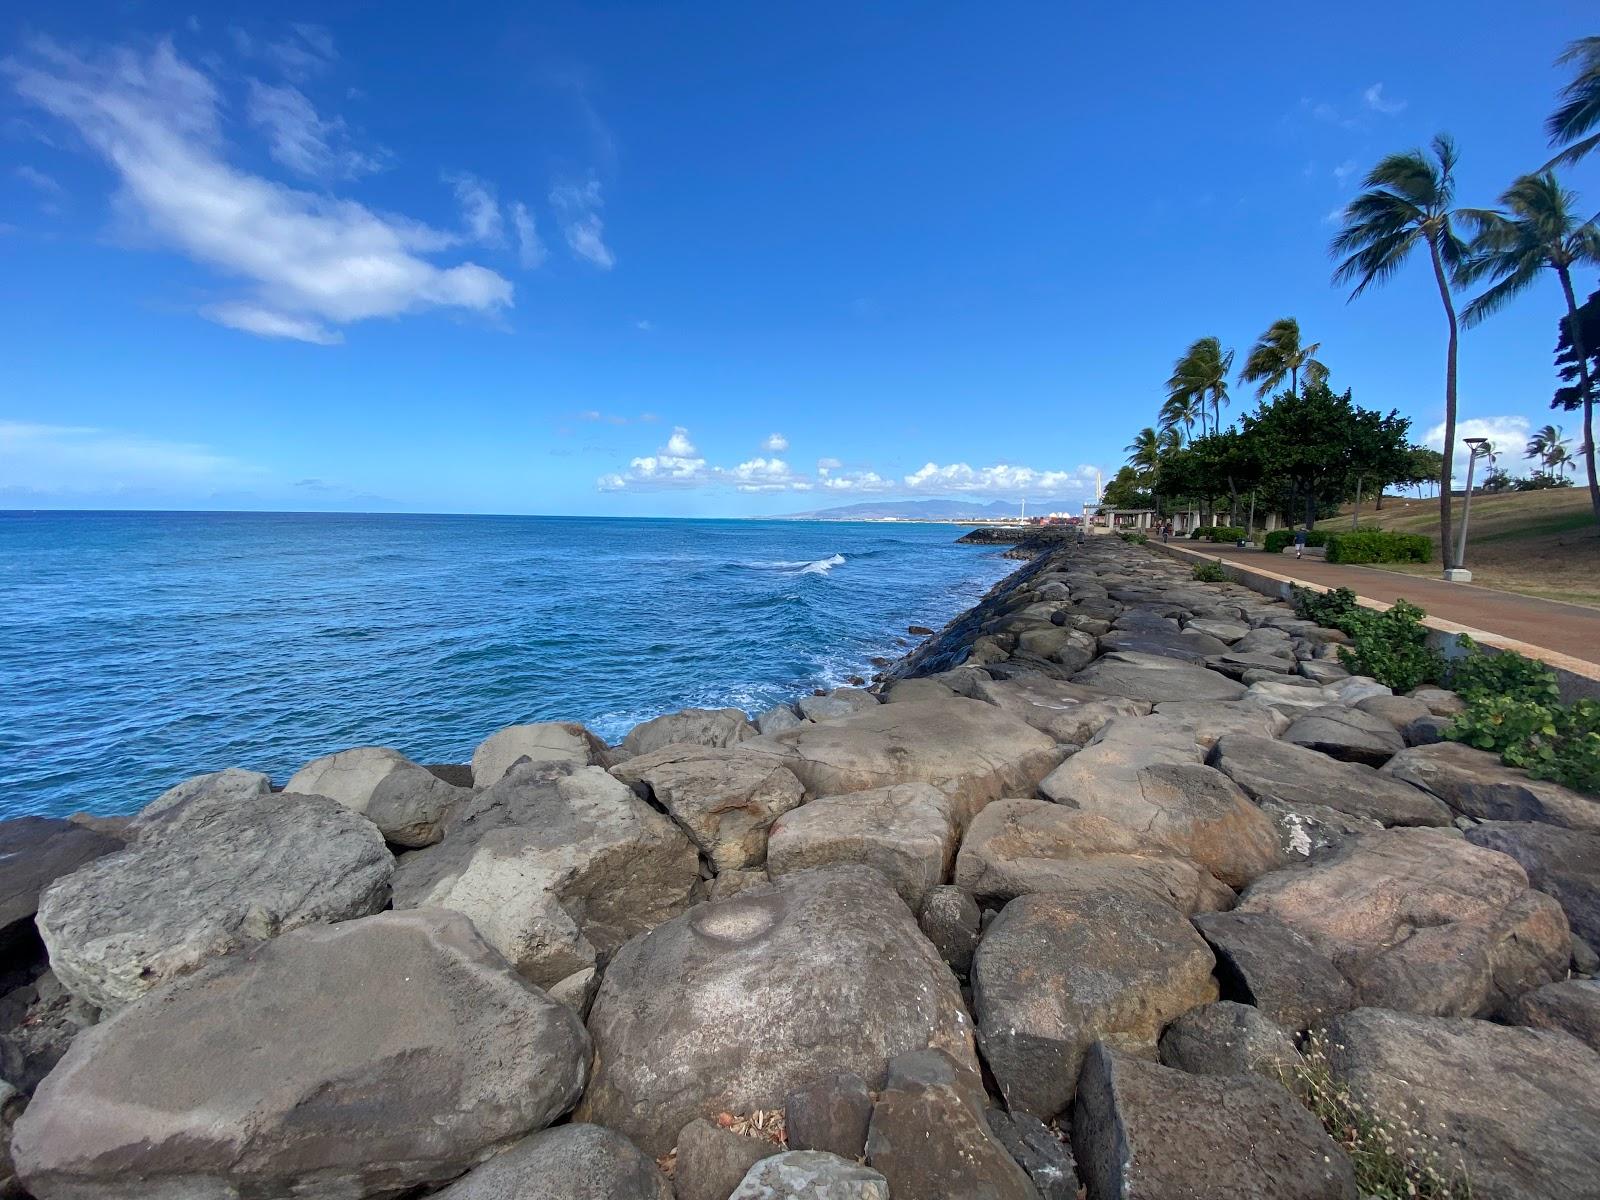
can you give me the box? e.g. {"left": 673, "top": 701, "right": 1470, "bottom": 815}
{"left": 1263, "top": 528, "right": 1329, "bottom": 554}
{"left": 1117, "top": 531, "right": 1148, "bottom": 545}
{"left": 1192, "top": 560, "right": 1228, "bottom": 583}
{"left": 1324, "top": 530, "right": 1433, "bottom": 564}
{"left": 1206, "top": 525, "right": 1246, "bottom": 543}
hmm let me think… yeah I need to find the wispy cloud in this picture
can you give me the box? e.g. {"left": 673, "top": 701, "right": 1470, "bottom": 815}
{"left": 445, "top": 170, "right": 504, "bottom": 245}
{"left": 511, "top": 201, "right": 546, "bottom": 268}
{"left": 1363, "top": 83, "right": 1406, "bottom": 115}
{"left": 903, "top": 462, "right": 1099, "bottom": 495}
{"left": 6, "top": 38, "right": 512, "bottom": 345}
{"left": 1333, "top": 159, "right": 1358, "bottom": 186}
{"left": 246, "top": 79, "right": 384, "bottom": 179}
{"left": 232, "top": 23, "right": 337, "bottom": 82}
{"left": 14, "top": 164, "right": 62, "bottom": 196}
{"left": 0, "top": 420, "right": 260, "bottom": 492}
{"left": 761, "top": 433, "right": 789, "bottom": 452}
{"left": 550, "top": 178, "right": 615, "bottom": 269}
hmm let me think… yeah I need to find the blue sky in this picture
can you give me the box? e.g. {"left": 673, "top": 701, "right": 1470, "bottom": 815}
{"left": 2, "top": 2, "right": 1595, "bottom": 515}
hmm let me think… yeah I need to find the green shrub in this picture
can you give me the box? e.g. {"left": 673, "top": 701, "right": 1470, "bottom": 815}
{"left": 1192, "top": 560, "right": 1228, "bottom": 583}
{"left": 1206, "top": 525, "right": 1246, "bottom": 543}
{"left": 1189, "top": 526, "right": 1215, "bottom": 540}
{"left": 1448, "top": 638, "right": 1562, "bottom": 706}
{"left": 1291, "top": 585, "right": 1361, "bottom": 631}
{"left": 1325, "top": 530, "right": 1433, "bottom": 564}
{"left": 1118, "top": 531, "right": 1148, "bottom": 545}
{"left": 1337, "top": 599, "right": 1444, "bottom": 692}
{"left": 1263, "top": 528, "right": 1329, "bottom": 555}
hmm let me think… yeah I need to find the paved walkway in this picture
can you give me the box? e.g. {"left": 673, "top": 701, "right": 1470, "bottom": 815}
{"left": 1169, "top": 542, "right": 1600, "bottom": 667}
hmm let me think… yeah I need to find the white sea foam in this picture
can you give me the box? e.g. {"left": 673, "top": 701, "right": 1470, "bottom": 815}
{"left": 741, "top": 553, "right": 846, "bottom": 575}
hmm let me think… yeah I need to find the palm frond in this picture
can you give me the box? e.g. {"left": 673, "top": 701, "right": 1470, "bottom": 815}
{"left": 1548, "top": 37, "right": 1600, "bottom": 148}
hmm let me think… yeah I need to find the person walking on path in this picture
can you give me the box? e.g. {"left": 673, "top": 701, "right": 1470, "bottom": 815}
{"left": 1294, "top": 528, "right": 1308, "bottom": 560}
{"left": 1161, "top": 521, "right": 1172, "bottom": 544}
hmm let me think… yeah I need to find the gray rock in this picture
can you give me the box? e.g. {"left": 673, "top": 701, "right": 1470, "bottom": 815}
{"left": 1208, "top": 649, "right": 1298, "bottom": 679}
{"left": 1073, "top": 1043, "right": 1356, "bottom": 1200}
{"left": 729, "top": 1151, "right": 888, "bottom": 1199}
{"left": 1296, "top": 658, "right": 1351, "bottom": 684}
{"left": 0, "top": 970, "right": 98, "bottom": 1093}
{"left": 1071, "top": 653, "right": 1246, "bottom": 703}
{"left": 1402, "top": 713, "right": 1451, "bottom": 746}
{"left": 1384, "top": 741, "right": 1600, "bottom": 831}
{"left": 984, "top": 1110, "right": 1077, "bottom": 1200}
{"left": 472, "top": 722, "right": 611, "bottom": 786}
{"left": 709, "top": 867, "right": 771, "bottom": 900}
{"left": 622, "top": 707, "right": 759, "bottom": 757}
{"left": 575, "top": 866, "right": 978, "bottom": 1155}
{"left": 973, "top": 676, "right": 1151, "bottom": 745}
{"left": 757, "top": 704, "right": 807, "bottom": 734}
{"left": 0, "top": 819, "right": 121, "bottom": 945}
{"left": 918, "top": 885, "right": 980, "bottom": 975}
{"left": 1575, "top": 933, "right": 1600, "bottom": 974}
{"left": 767, "top": 783, "right": 958, "bottom": 908}
{"left": 431, "top": 1124, "right": 671, "bottom": 1199}
{"left": 286, "top": 745, "right": 471, "bottom": 847}
{"left": 1185, "top": 617, "right": 1249, "bottom": 643}
{"left": 971, "top": 883, "right": 1219, "bottom": 1118}
{"left": 1506, "top": 978, "right": 1600, "bottom": 1050}
{"left": 1282, "top": 704, "right": 1405, "bottom": 767}
{"left": 1407, "top": 686, "right": 1465, "bottom": 716}
{"left": 392, "top": 761, "right": 698, "bottom": 988}
{"left": 1190, "top": 910, "right": 1354, "bottom": 1031}
{"left": 1324, "top": 1007, "right": 1600, "bottom": 1200}
{"left": 1210, "top": 734, "right": 1451, "bottom": 829}
{"left": 1098, "top": 629, "right": 1227, "bottom": 666}
{"left": 865, "top": 1049, "right": 1038, "bottom": 1200}
{"left": 13, "top": 910, "right": 591, "bottom": 1200}
{"left": 1465, "top": 820, "right": 1600, "bottom": 948}
{"left": 612, "top": 746, "right": 806, "bottom": 872}
{"left": 1354, "top": 693, "right": 1434, "bottom": 730}
{"left": 1237, "top": 827, "right": 1570, "bottom": 1018}
{"left": 1149, "top": 699, "right": 1290, "bottom": 747}
{"left": 785, "top": 1073, "right": 873, "bottom": 1161}
{"left": 37, "top": 790, "right": 391, "bottom": 1011}
{"left": 675, "top": 1119, "right": 782, "bottom": 1200}
{"left": 798, "top": 690, "right": 881, "bottom": 722}
{"left": 124, "top": 767, "right": 271, "bottom": 839}
{"left": 1157, "top": 1000, "right": 1302, "bottom": 1078}
{"left": 1257, "top": 799, "right": 1385, "bottom": 860}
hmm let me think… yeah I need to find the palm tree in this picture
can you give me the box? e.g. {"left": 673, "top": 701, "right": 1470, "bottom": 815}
{"left": 1159, "top": 392, "right": 1200, "bottom": 444}
{"left": 1546, "top": 36, "right": 1600, "bottom": 170}
{"left": 1239, "top": 318, "right": 1327, "bottom": 398}
{"left": 1525, "top": 423, "right": 1566, "bottom": 468}
{"left": 1125, "top": 426, "right": 1175, "bottom": 516}
{"left": 1460, "top": 172, "right": 1600, "bottom": 523}
{"left": 1331, "top": 134, "right": 1472, "bottom": 568}
{"left": 1167, "top": 337, "right": 1234, "bottom": 436}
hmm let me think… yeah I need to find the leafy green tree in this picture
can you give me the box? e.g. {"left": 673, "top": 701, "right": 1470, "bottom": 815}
{"left": 1100, "top": 465, "right": 1153, "bottom": 510}
{"left": 1546, "top": 36, "right": 1600, "bottom": 169}
{"left": 1331, "top": 135, "right": 1472, "bottom": 567}
{"left": 1166, "top": 337, "right": 1234, "bottom": 438}
{"left": 1555, "top": 286, "right": 1600, "bottom": 415}
{"left": 1190, "top": 429, "right": 1264, "bottom": 529}
{"left": 1124, "top": 426, "right": 1176, "bottom": 516}
{"left": 1525, "top": 424, "right": 1569, "bottom": 470}
{"left": 1159, "top": 392, "right": 1200, "bottom": 445}
{"left": 1461, "top": 172, "right": 1600, "bottom": 523}
{"left": 1238, "top": 318, "right": 1327, "bottom": 398}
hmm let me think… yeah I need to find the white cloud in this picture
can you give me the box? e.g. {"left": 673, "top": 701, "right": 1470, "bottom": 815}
{"left": 821, "top": 470, "right": 892, "bottom": 492}
{"left": 233, "top": 23, "right": 337, "bottom": 82}
{"left": 728, "top": 457, "right": 811, "bottom": 492}
{"left": 1332, "top": 159, "right": 1358, "bottom": 185}
{"left": 1363, "top": 83, "right": 1406, "bottom": 115}
{"left": 903, "top": 462, "right": 1099, "bottom": 495}
{"left": 203, "top": 302, "right": 344, "bottom": 344}
{"left": 246, "top": 79, "right": 382, "bottom": 179}
{"left": 512, "top": 201, "right": 546, "bottom": 268}
{"left": 550, "top": 178, "right": 615, "bottom": 269}
{"left": 761, "top": 433, "right": 789, "bottom": 452}
{"left": 635, "top": 318, "right": 653, "bottom": 331}
{"left": 445, "top": 171, "right": 503, "bottom": 245}
{"left": 14, "top": 164, "right": 62, "bottom": 195}
{"left": 0, "top": 420, "right": 260, "bottom": 492}
{"left": 1424, "top": 415, "right": 1529, "bottom": 472}
{"left": 816, "top": 457, "right": 843, "bottom": 472}
{"left": 7, "top": 39, "right": 513, "bottom": 345}
{"left": 664, "top": 426, "right": 696, "bottom": 456}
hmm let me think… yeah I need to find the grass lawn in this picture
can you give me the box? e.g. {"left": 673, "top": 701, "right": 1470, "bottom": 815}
{"left": 1315, "top": 488, "right": 1600, "bottom": 609}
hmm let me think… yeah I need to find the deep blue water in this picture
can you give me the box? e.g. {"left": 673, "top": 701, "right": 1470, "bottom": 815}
{"left": 0, "top": 512, "right": 1013, "bottom": 819}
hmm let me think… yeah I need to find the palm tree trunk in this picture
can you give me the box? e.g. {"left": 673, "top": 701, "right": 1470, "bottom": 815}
{"left": 1290, "top": 365, "right": 1298, "bottom": 395}
{"left": 1557, "top": 265, "right": 1600, "bottom": 526}
{"left": 1428, "top": 238, "right": 1459, "bottom": 568}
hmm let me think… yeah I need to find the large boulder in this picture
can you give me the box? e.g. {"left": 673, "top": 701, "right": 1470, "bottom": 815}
{"left": 673, "top": 1121, "right": 781, "bottom": 1200}
{"left": 1190, "top": 910, "right": 1354, "bottom": 1031}
{"left": 612, "top": 746, "right": 805, "bottom": 872}
{"left": 1073, "top": 1044, "right": 1356, "bottom": 1200}
{"left": 471, "top": 722, "right": 611, "bottom": 787}
{"left": 972, "top": 676, "right": 1151, "bottom": 745}
{"left": 1381, "top": 741, "right": 1600, "bottom": 831}
{"left": 575, "top": 866, "right": 978, "bottom": 1155}
{"left": 13, "top": 910, "right": 591, "bottom": 1200}
{"left": 124, "top": 767, "right": 271, "bottom": 839}
{"left": 766, "top": 784, "right": 958, "bottom": 908}
{"left": 1149, "top": 699, "right": 1289, "bottom": 747}
{"left": 37, "top": 790, "right": 391, "bottom": 1012}
{"left": 729, "top": 1152, "right": 888, "bottom": 1200}
{"left": 392, "top": 761, "right": 697, "bottom": 989}
{"left": 737, "top": 698, "right": 1062, "bottom": 825}
{"left": 1236, "top": 828, "right": 1570, "bottom": 1017}
{"left": 1465, "top": 820, "right": 1600, "bottom": 948}
{"left": 1281, "top": 705, "right": 1405, "bottom": 767}
{"left": 797, "top": 690, "right": 881, "bottom": 723}
{"left": 971, "top": 883, "right": 1219, "bottom": 1118}
{"left": 285, "top": 745, "right": 471, "bottom": 847}
{"left": 1209, "top": 734, "right": 1451, "bottom": 829}
{"left": 1507, "top": 978, "right": 1600, "bottom": 1051}
{"left": 955, "top": 799, "right": 1233, "bottom": 915}
{"left": 621, "top": 707, "right": 758, "bottom": 757}
{"left": 430, "top": 1124, "right": 671, "bottom": 1199}
{"left": 0, "top": 818, "right": 121, "bottom": 947}
{"left": 1070, "top": 652, "right": 1246, "bottom": 704}
{"left": 1323, "top": 1007, "right": 1600, "bottom": 1200}
{"left": 1157, "top": 1000, "right": 1302, "bottom": 1080}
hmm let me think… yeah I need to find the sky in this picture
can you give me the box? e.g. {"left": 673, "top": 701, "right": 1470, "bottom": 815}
{"left": 2, "top": 1, "right": 1596, "bottom": 516}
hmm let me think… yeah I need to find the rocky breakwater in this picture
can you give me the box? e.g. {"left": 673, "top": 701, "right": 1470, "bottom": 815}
{"left": 1, "top": 536, "right": 1598, "bottom": 1199}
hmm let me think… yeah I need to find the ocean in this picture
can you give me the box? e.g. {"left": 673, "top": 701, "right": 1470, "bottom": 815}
{"left": 0, "top": 511, "right": 1014, "bottom": 820}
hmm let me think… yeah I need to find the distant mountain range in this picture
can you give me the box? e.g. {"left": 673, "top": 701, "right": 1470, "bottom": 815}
{"left": 771, "top": 498, "right": 1076, "bottom": 521}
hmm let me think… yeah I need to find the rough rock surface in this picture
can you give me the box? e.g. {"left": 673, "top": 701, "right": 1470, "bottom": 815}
{"left": 1073, "top": 1043, "right": 1356, "bottom": 1200}
{"left": 1157, "top": 1000, "right": 1302, "bottom": 1078}
{"left": 431, "top": 1124, "right": 671, "bottom": 1200}
{"left": 1506, "top": 978, "right": 1600, "bottom": 1050}
{"left": 621, "top": 707, "right": 759, "bottom": 757}
{"left": 918, "top": 885, "right": 980, "bottom": 974}
{"left": 285, "top": 745, "right": 471, "bottom": 847}
{"left": 13, "top": 910, "right": 591, "bottom": 1200}
{"left": 798, "top": 690, "right": 881, "bottom": 723}
{"left": 37, "top": 790, "right": 391, "bottom": 1011}
{"left": 1464, "top": 820, "right": 1600, "bottom": 948}
{"left": 675, "top": 1120, "right": 781, "bottom": 1200}
{"left": 955, "top": 799, "right": 1233, "bottom": 915}
{"left": 1381, "top": 741, "right": 1600, "bottom": 831}
{"left": 1190, "top": 910, "right": 1354, "bottom": 1031}
{"left": 124, "top": 767, "right": 271, "bottom": 839}
{"left": 785, "top": 1073, "right": 874, "bottom": 1161}
{"left": 1324, "top": 1007, "right": 1600, "bottom": 1200}
{"left": 766, "top": 783, "right": 958, "bottom": 908}
{"left": 0, "top": 970, "right": 98, "bottom": 1093}
{"left": 728, "top": 1151, "right": 889, "bottom": 1200}
{"left": 985, "top": 1111, "right": 1077, "bottom": 1200}
{"left": 1070, "top": 652, "right": 1247, "bottom": 703}
{"left": 612, "top": 746, "right": 805, "bottom": 872}
{"left": 575, "top": 866, "right": 978, "bottom": 1155}
{"left": 1209, "top": 734, "right": 1450, "bottom": 830}
{"left": 0, "top": 818, "right": 121, "bottom": 943}
{"left": 865, "top": 1049, "right": 1038, "bottom": 1200}
{"left": 392, "top": 761, "right": 698, "bottom": 988}
{"left": 1149, "top": 699, "right": 1289, "bottom": 746}
{"left": 738, "top": 698, "right": 1062, "bottom": 826}
{"left": 1237, "top": 828, "right": 1569, "bottom": 1017}
{"left": 756, "top": 704, "right": 807, "bottom": 735}
{"left": 971, "top": 883, "right": 1218, "bottom": 1117}
{"left": 1282, "top": 705, "right": 1405, "bottom": 766}
{"left": 973, "top": 676, "right": 1151, "bottom": 745}
{"left": 472, "top": 722, "right": 611, "bottom": 786}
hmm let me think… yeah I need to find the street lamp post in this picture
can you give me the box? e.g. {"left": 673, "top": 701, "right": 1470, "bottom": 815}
{"left": 1445, "top": 438, "right": 1492, "bottom": 583}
